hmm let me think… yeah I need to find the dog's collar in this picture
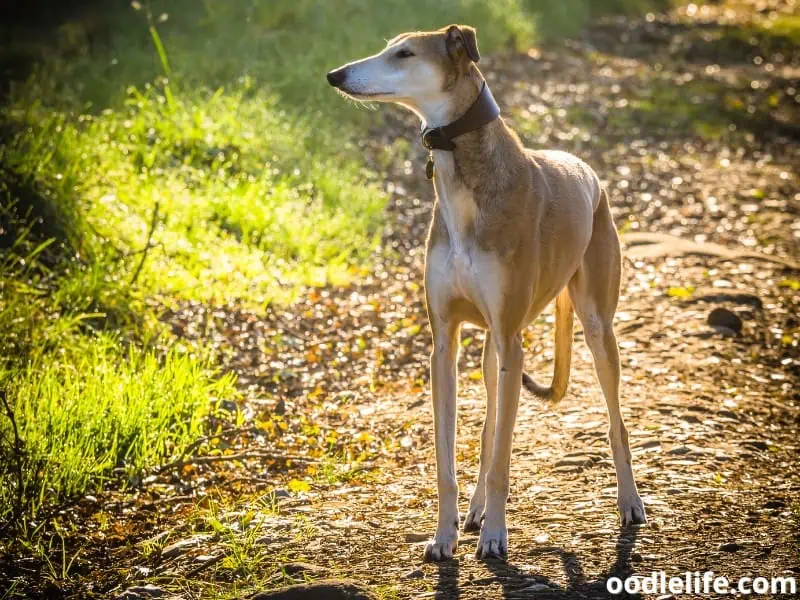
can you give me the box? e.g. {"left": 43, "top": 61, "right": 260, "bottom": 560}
{"left": 420, "top": 82, "right": 500, "bottom": 152}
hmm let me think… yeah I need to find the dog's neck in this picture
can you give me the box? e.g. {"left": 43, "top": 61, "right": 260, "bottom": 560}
{"left": 413, "top": 76, "right": 492, "bottom": 254}
{"left": 412, "top": 75, "right": 483, "bottom": 130}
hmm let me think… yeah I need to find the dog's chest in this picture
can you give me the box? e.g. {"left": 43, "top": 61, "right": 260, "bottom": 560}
{"left": 432, "top": 153, "right": 476, "bottom": 256}
{"left": 428, "top": 153, "right": 498, "bottom": 312}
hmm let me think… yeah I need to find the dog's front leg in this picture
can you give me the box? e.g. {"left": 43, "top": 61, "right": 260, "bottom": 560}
{"left": 476, "top": 334, "right": 523, "bottom": 559}
{"left": 464, "top": 331, "right": 498, "bottom": 532}
{"left": 423, "top": 317, "right": 460, "bottom": 562}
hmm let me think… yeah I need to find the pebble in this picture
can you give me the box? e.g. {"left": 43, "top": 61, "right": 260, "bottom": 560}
{"left": 707, "top": 307, "right": 743, "bottom": 335}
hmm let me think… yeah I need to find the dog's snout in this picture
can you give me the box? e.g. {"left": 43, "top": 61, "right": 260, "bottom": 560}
{"left": 326, "top": 68, "right": 347, "bottom": 88}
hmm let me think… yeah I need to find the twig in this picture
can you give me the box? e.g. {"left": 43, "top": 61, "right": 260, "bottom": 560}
{"left": 0, "top": 389, "right": 25, "bottom": 533}
{"left": 130, "top": 200, "right": 161, "bottom": 285}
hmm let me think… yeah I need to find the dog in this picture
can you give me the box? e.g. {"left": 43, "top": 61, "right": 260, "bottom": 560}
{"left": 327, "top": 25, "right": 646, "bottom": 561}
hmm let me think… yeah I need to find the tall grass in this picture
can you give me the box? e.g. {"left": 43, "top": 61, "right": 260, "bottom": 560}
{"left": 3, "top": 340, "right": 234, "bottom": 517}
{"left": 0, "top": 222, "right": 237, "bottom": 523}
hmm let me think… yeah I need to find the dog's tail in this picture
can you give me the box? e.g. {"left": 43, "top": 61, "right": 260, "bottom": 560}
{"left": 522, "top": 288, "right": 573, "bottom": 402}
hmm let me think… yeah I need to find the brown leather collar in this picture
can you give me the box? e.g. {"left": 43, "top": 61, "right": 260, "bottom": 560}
{"left": 421, "top": 82, "right": 500, "bottom": 152}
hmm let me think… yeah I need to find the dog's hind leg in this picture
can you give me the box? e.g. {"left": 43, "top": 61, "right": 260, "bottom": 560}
{"left": 423, "top": 315, "right": 461, "bottom": 561}
{"left": 476, "top": 332, "right": 523, "bottom": 558}
{"left": 464, "top": 331, "right": 498, "bottom": 532}
{"left": 568, "top": 192, "right": 646, "bottom": 526}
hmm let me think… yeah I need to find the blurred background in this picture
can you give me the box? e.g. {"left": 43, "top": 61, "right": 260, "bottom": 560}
{"left": 0, "top": 1, "right": 797, "bottom": 598}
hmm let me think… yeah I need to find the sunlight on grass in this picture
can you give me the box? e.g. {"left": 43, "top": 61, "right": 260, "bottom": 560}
{"left": 0, "top": 233, "right": 238, "bottom": 521}
{"left": 3, "top": 341, "right": 235, "bottom": 516}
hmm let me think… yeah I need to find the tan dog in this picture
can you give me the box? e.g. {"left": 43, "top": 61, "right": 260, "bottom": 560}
{"left": 327, "top": 25, "right": 646, "bottom": 561}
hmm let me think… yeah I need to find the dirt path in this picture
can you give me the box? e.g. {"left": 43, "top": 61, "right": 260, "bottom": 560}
{"left": 5, "top": 3, "right": 799, "bottom": 599}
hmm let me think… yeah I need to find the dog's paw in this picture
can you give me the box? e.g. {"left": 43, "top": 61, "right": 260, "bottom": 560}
{"left": 619, "top": 493, "right": 647, "bottom": 526}
{"left": 475, "top": 526, "right": 507, "bottom": 559}
{"left": 463, "top": 507, "right": 483, "bottom": 533}
{"left": 423, "top": 536, "right": 458, "bottom": 562}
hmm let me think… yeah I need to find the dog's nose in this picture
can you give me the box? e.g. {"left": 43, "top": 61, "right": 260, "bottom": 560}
{"left": 326, "top": 68, "right": 347, "bottom": 88}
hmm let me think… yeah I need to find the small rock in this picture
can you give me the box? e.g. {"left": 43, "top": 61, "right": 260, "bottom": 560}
{"left": 404, "top": 532, "right": 429, "bottom": 543}
{"left": 116, "top": 584, "right": 164, "bottom": 600}
{"left": 403, "top": 568, "right": 424, "bottom": 579}
{"left": 707, "top": 307, "right": 742, "bottom": 335}
{"left": 718, "top": 542, "right": 742, "bottom": 552}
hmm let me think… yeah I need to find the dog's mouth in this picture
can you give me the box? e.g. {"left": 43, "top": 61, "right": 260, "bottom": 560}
{"left": 327, "top": 68, "right": 394, "bottom": 101}
{"left": 338, "top": 88, "right": 394, "bottom": 100}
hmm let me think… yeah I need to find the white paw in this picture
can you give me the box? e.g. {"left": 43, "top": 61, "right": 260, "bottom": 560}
{"left": 463, "top": 506, "right": 484, "bottom": 532}
{"left": 618, "top": 493, "right": 647, "bottom": 526}
{"left": 475, "top": 525, "right": 507, "bottom": 559}
{"left": 423, "top": 535, "right": 458, "bottom": 562}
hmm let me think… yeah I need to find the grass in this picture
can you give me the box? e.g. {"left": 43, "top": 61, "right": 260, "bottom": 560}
{"left": 0, "top": 225, "right": 237, "bottom": 522}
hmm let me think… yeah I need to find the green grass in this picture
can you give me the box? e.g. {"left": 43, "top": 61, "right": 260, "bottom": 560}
{"left": 0, "top": 228, "right": 237, "bottom": 522}
{"left": 8, "top": 343, "right": 234, "bottom": 508}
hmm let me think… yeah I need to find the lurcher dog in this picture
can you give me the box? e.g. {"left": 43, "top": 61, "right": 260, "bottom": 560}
{"left": 327, "top": 25, "right": 646, "bottom": 561}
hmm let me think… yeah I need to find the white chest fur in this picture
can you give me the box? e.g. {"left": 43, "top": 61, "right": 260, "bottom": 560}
{"left": 426, "top": 151, "right": 504, "bottom": 327}
{"left": 431, "top": 151, "right": 476, "bottom": 257}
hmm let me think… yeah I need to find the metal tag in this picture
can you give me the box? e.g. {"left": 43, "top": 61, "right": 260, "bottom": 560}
{"left": 426, "top": 158, "right": 434, "bottom": 180}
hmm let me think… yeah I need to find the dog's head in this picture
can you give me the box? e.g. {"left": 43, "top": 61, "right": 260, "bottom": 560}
{"left": 326, "top": 25, "right": 481, "bottom": 122}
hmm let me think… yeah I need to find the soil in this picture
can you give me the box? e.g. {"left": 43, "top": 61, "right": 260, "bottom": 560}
{"left": 2, "top": 2, "right": 799, "bottom": 598}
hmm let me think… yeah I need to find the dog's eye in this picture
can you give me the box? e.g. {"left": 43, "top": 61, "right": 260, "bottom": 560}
{"left": 395, "top": 49, "right": 414, "bottom": 59}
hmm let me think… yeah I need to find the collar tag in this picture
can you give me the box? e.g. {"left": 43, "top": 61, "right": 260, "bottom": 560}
{"left": 425, "top": 156, "right": 434, "bottom": 179}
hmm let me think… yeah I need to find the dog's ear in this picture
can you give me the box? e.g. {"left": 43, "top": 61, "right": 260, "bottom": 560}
{"left": 444, "top": 24, "right": 480, "bottom": 64}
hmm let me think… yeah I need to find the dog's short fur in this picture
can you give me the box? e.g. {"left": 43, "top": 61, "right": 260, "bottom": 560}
{"left": 328, "top": 25, "right": 646, "bottom": 561}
